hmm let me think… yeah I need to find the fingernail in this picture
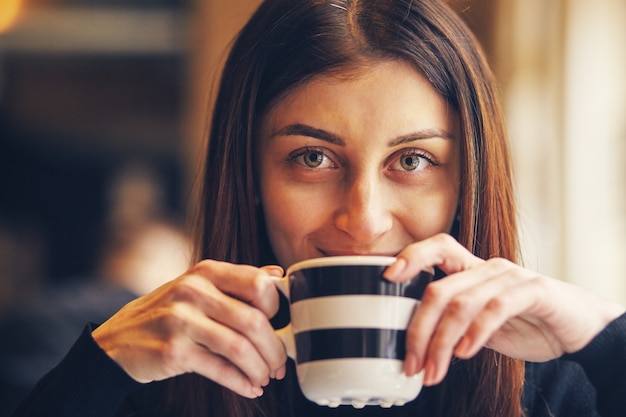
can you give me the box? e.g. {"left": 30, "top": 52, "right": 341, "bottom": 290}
{"left": 384, "top": 257, "right": 407, "bottom": 280}
{"left": 454, "top": 336, "right": 471, "bottom": 358}
{"left": 264, "top": 266, "right": 284, "bottom": 277}
{"left": 404, "top": 352, "right": 418, "bottom": 376}
{"left": 423, "top": 360, "right": 437, "bottom": 386}
{"left": 252, "top": 386, "right": 264, "bottom": 397}
{"left": 275, "top": 365, "right": 286, "bottom": 380}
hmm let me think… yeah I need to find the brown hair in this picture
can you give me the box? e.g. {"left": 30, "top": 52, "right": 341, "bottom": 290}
{"left": 171, "top": 0, "right": 524, "bottom": 416}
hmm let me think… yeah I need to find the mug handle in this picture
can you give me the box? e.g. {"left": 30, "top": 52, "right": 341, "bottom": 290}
{"left": 272, "top": 276, "right": 296, "bottom": 359}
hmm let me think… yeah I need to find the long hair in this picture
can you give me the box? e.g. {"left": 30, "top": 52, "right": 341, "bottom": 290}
{"left": 173, "top": 0, "right": 524, "bottom": 416}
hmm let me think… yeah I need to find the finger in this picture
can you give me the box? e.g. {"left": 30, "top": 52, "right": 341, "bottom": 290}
{"left": 189, "top": 280, "right": 287, "bottom": 380}
{"left": 260, "top": 264, "right": 284, "bottom": 278}
{"left": 190, "top": 260, "right": 280, "bottom": 318}
{"left": 111, "top": 297, "right": 273, "bottom": 391}
{"left": 259, "top": 265, "right": 288, "bottom": 379}
{"left": 182, "top": 342, "right": 265, "bottom": 399}
{"left": 384, "top": 233, "right": 482, "bottom": 283}
{"left": 404, "top": 258, "right": 518, "bottom": 377}
{"left": 183, "top": 302, "right": 275, "bottom": 387}
{"left": 456, "top": 275, "right": 552, "bottom": 360}
{"left": 165, "top": 273, "right": 286, "bottom": 380}
{"left": 216, "top": 296, "right": 287, "bottom": 379}
{"left": 404, "top": 272, "right": 480, "bottom": 375}
{"left": 420, "top": 263, "right": 528, "bottom": 384}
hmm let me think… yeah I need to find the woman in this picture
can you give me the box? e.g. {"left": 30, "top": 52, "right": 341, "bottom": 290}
{"left": 12, "top": 0, "right": 626, "bottom": 416}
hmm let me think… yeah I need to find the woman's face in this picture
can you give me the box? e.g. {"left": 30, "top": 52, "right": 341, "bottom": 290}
{"left": 258, "top": 60, "right": 461, "bottom": 268}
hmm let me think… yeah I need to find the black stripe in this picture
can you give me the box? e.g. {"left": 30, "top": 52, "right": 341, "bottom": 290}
{"left": 294, "top": 328, "right": 406, "bottom": 364}
{"left": 289, "top": 266, "right": 431, "bottom": 303}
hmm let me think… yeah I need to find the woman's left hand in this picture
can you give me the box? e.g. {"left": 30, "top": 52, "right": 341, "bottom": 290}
{"left": 383, "top": 233, "right": 625, "bottom": 386}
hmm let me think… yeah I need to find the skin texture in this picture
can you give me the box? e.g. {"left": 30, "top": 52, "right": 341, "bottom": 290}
{"left": 258, "top": 60, "right": 461, "bottom": 267}
{"left": 92, "top": 59, "right": 625, "bottom": 399}
{"left": 93, "top": 261, "right": 287, "bottom": 398}
{"left": 384, "top": 234, "right": 625, "bottom": 385}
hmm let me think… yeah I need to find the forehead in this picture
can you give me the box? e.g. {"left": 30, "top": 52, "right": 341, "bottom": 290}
{"left": 273, "top": 59, "right": 434, "bottom": 103}
{"left": 261, "top": 60, "right": 457, "bottom": 137}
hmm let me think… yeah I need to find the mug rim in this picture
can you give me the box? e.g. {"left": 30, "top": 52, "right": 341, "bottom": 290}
{"left": 287, "top": 255, "right": 397, "bottom": 274}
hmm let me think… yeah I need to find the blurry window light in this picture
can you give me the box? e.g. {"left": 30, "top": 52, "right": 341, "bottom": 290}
{"left": 0, "top": 6, "right": 186, "bottom": 55}
{"left": 0, "top": 0, "right": 22, "bottom": 34}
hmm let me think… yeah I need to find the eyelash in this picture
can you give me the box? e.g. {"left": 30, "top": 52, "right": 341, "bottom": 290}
{"left": 286, "top": 147, "right": 440, "bottom": 172}
{"left": 286, "top": 147, "right": 337, "bottom": 169}
{"left": 391, "top": 150, "right": 440, "bottom": 172}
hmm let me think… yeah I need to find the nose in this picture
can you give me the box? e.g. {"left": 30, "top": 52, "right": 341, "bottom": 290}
{"left": 333, "top": 172, "right": 393, "bottom": 244}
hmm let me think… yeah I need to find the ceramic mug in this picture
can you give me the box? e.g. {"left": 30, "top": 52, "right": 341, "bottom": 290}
{"left": 273, "top": 256, "right": 433, "bottom": 408}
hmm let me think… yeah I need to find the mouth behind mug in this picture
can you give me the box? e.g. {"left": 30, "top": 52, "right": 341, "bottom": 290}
{"left": 287, "top": 260, "right": 432, "bottom": 302}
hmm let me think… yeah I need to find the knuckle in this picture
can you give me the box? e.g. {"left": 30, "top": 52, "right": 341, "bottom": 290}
{"left": 447, "top": 295, "right": 473, "bottom": 317}
{"left": 191, "top": 259, "right": 221, "bottom": 276}
{"left": 528, "top": 274, "right": 549, "bottom": 288}
{"left": 250, "top": 272, "right": 273, "bottom": 298}
{"left": 422, "top": 281, "right": 445, "bottom": 304}
{"left": 485, "top": 257, "right": 513, "bottom": 271}
{"left": 241, "top": 308, "right": 269, "bottom": 333}
{"left": 226, "top": 338, "right": 252, "bottom": 362}
{"left": 484, "top": 296, "right": 506, "bottom": 315}
{"left": 527, "top": 275, "right": 552, "bottom": 298}
{"left": 159, "top": 302, "right": 189, "bottom": 330}
{"left": 433, "top": 232, "right": 456, "bottom": 246}
{"left": 160, "top": 339, "right": 183, "bottom": 365}
{"left": 169, "top": 280, "right": 200, "bottom": 302}
{"left": 212, "top": 356, "right": 237, "bottom": 381}
{"left": 249, "top": 272, "right": 280, "bottom": 317}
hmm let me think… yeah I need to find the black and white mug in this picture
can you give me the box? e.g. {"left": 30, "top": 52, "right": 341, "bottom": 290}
{"left": 274, "top": 256, "right": 433, "bottom": 408}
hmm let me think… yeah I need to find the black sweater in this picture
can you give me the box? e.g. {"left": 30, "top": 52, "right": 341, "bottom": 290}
{"left": 11, "top": 313, "right": 626, "bottom": 417}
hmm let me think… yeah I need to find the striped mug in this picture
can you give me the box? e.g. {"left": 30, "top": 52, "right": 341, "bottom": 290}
{"left": 273, "top": 256, "right": 433, "bottom": 409}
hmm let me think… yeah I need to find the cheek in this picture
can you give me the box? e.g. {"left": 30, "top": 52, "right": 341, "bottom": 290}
{"left": 262, "top": 190, "right": 304, "bottom": 241}
{"left": 259, "top": 175, "right": 329, "bottom": 265}
{"left": 396, "top": 184, "right": 459, "bottom": 240}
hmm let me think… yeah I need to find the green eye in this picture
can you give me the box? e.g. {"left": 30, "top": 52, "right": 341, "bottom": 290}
{"left": 400, "top": 154, "right": 421, "bottom": 171}
{"left": 389, "top": 150, "right": 437, "bottom": 173}
{"left": 286, "top": 147, "right": 337, "bottom": 170}
{"left": 303, "top": 150, "right": 324, "bottom": 167}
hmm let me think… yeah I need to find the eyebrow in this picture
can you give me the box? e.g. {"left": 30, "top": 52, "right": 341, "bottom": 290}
{"left": 388, "top": 128, "right": 455, "bottom": 146}
{"left": 271, "top": 124, "right": 345, "bottom": 145}
{"left": 270, "top": 123, "right": 454, "bottom": 146}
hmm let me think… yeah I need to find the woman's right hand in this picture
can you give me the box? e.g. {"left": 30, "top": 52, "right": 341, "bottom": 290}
{"left": 92, "top": 260, "right": 287, "bottom": 399}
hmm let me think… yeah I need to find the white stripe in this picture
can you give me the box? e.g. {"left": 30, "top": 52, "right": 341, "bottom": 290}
{"left": 297, "top": 358, "right": 423, "bottom": 407}
{"left": 290, "top": 295, "right": 418, "bottom": 333}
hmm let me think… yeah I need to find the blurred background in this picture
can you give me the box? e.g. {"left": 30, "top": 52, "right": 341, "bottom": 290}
{"left": 0, "top": 0, "right": 194, "bottom": 304}
{"left": 0, "top": 0, "right": 624, "bottom": 414}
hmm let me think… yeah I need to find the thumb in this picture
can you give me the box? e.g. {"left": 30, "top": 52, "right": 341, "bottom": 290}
{"left": 261, "top": 265, "right": 284, "bottom": 278}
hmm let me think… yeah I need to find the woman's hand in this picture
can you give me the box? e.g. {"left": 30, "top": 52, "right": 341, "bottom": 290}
{"left": 383, "top": 233, "right": 625, "bottom": 386}
{"left": 92, "top": 260, "right": 287, "bottom": 399}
